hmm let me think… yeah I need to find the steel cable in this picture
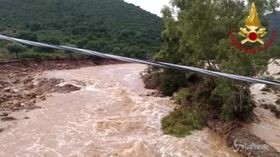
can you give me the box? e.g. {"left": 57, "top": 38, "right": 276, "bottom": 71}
{"left": 0, "top": 34, "right": 279, "bottom": 86}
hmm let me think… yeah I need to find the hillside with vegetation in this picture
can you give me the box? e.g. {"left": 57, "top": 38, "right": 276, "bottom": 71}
{"left": 0, "top": 0, "right": 163, "bottom": 60}
{"left": 267, "top": 11, "right": 280, "bottom": 41}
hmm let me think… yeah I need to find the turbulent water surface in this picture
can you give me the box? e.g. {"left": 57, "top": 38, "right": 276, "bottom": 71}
{"left": 248, "top": 61, "right": 280, "bottom": 152}
{"left": 0, "top": 63, "right": 278, "bottom": 157}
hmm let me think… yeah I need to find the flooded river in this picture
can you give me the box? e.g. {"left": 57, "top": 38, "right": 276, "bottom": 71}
{"left": 247, "top": 61, "right": 280, "bottom": 152}
{"left": 0, "top": 63, "right": 278, "bottom": 157}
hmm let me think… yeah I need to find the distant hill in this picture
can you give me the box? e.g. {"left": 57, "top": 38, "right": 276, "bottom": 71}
{"left": 267, "top": 11, "right": 280, "bottom": 42}
{"left": 0, "top": 0, "right": 163, "bottom": 58}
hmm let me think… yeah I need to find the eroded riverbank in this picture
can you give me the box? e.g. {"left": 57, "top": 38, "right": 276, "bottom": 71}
{"left": 0, "top": 59, "right": 121, "bottom": 112}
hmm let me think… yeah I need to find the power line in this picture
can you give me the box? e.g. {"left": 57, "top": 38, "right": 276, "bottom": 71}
{"left": 0, "top": 34, "right": 279, "bottom": 86}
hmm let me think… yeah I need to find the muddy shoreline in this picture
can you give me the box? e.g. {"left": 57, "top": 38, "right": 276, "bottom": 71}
{"left": 0, "top": 59, "right": 123, "bottom": 114}
{"left": 207, "top": 119, "right": 280, "bottom": 157}
{"left": 0, "top": 59, "right": 123, "bottom": 79}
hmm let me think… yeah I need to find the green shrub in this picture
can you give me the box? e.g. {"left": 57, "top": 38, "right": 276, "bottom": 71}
{"left": 161, "top": 107, "right": 203, "bottom": 137}
{"left": 211, "top": 80, "right": 254, "bottom": 121}
{"left": 159, "top": 70, "right": 187, "bottom": 96}
{"left": 173, "top": 88, "right": 192, "bottom": 105}
{"left": 141, "top": 67, "right": 162, "bottom": 89}
{"left": 7, "top": 43, "right": 25, "bottom": 58}
{"left": 20, "top": 51, "right": 69, "bottom": 60}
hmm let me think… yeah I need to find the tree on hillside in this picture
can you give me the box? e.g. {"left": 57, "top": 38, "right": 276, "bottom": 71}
{"left": 7, "top": 43, "right": 25, "bottom": 58}
{"left": 16, "top": 31, "right": 38, "bottom": 41}
{"left": 144, "top": 0, "right": 280, "bottom": 136}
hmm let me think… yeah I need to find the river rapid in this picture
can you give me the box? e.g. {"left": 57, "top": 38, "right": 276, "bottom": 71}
{"left": 0, "top": 63, "right": 278, "bottom": 157}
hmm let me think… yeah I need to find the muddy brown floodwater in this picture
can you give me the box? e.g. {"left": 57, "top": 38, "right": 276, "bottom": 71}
{"left": 0, "top": 64, "right": 241, "bottom": 157}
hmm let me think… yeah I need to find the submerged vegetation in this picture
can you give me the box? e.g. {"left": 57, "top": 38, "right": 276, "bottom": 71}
{"left": 0, "top": 0, "right": 163, "bottom": 60}
{"left": 161, "top": 107, "right": 203, "bottom": 137}
{"left": 143, "top": 0, "right": 280, "bottom": 137}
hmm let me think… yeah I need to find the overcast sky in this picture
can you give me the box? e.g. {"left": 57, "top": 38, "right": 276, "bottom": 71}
{"left": 124, "top": 0, "right": 170, "bottom": 17}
